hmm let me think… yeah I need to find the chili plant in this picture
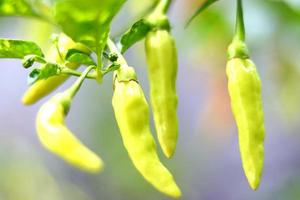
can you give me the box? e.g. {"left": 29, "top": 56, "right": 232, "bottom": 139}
{"left": 0, "top": 0, "right": 269, "bottom": 197}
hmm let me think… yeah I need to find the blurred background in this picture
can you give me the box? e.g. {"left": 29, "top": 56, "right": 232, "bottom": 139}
{"left": 1, "top": 0, "right": 300, "bottom": 199}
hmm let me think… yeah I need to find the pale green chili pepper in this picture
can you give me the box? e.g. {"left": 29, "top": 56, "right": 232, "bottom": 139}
{"left": 226, "top": 57, "right": 265, "bottom": 190}
{"left": 226, "top": 0, "right": 265, "bottom": 190}
{"left": 36, "top": 66, "right": 103, "bottom": 173}
{"left": 112, "top": 66, "right": 181, "bottom": 198}
{"left": 227, "top": 41, "right": 265, "bottom": 190}
{"left": 145, "top": 29, "right": 178, "bottom": 158}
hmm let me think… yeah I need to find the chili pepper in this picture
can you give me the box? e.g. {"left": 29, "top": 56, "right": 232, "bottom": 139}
{"left": 226, "top": 0, "right": 265, "bottom": 190}
{"left": 145, "top": 29, "right": 178, "bottom": 158}
{"left": 226, "top": 41, "right": 265, "bottom": 190}
{"left": 112, "top": 66, "right": 181, "bottom": 198}
{"left": 36, "top": 66, "right": 103, "bottom": 173}
{"left": 22, "top": 34, "right": 90, "bottom": 105}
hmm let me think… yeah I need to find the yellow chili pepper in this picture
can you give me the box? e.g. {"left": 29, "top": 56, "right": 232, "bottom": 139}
{"left": 145, "top": 29, "right": 178, "bottom": 158}
{"left": 36, "top": 66, "right": 103, "bottom": 173}
{"left": 112, "top": 66, "right": 181, "bottom": 198}
{"left": 22, "top": 34, "right": 90, "bottom": 105}
{"left": 36, "top": 92, "right": 103, "bottom": 173}
{"left": 226, "top": 56, "right": 265, "bottom": 190}
{"left": 226, "top": 0, "right": 265, "bottom": 190}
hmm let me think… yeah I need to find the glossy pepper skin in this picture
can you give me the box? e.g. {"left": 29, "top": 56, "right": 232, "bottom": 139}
{"left": 112, "top": 67, "right": 181, "bottom": 198}
{"left": 145, "top": 29, "right": 178, "bottom": 158}
{"left": 226, "top": 57, "right": 265, "bottom": 190}
{"left": 22, "top": 34, "right": 90, "bottom": 105}
{"left": 36, "top": 92, "right": 103, "bottom": 173}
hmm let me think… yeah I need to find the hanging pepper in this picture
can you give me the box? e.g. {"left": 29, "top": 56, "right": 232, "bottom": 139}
{"left": 22, "top": 34, "right": 90, "bottom": 105}
{"left": 145, "top": 29, "right": 178, "bottom": 158}
{"left": 226, "top": 0, "right": 265, "bottom": 190}
{"left": 36, "top": 66, "right": 103, "bottom": 173}
{"left": 112, "top": 66, "right": 181, "bottom": 198}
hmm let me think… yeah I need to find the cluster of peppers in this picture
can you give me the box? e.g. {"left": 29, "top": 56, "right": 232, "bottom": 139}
{"left": 20, "top": 0, "right": 265, "bottom": 198}
{"left": 22, "top": 2, "right": 182, "bottom": 199}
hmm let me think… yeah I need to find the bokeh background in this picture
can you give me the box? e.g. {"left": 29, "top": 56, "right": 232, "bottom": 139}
{"left": 1, "top": 0, "right": 300, "bottom": 199}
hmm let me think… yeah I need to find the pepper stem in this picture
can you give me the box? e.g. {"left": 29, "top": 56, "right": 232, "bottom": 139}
{"left": 234, "top": 0, "right": 245, "bottom": 42}
{"left": 66, "top": 65, "right": 96, "bottom": 98}
{"left": 154, "top": 0, "right": 172, "bottom": 15}
{"left": 61, "top": 67, "right": 96, "bottom": 79}
{"left": 227, "top": 0, "right": 249, "bottom": 59}
{"left": 107, "top": 38, "right": 128, "bottom": 67}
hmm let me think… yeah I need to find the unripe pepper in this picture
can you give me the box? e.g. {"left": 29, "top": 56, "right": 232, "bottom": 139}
{"left": 36, "top": 89, "right": 103, "bottom": 173}
{"left": 112, "top": 67, "right": 181, "bottom": 198}
{"left": 226, "top": 41, "right": 265, "bottom": 190}
{"left": 22, "top": 34, "right": 90, "bottom": 105}
{"left": 145, "top": 29, "right": 178, "bottom": 158}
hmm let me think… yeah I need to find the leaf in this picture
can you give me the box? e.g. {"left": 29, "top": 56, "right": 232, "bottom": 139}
{"left": 66, "top": 52, "right": 96, "bottom": 66}
{"left": 39, "top": 63, "right": 59, "bottom": 79}
{"left": 22, "top": 54, "right": 46, "bottom": 68}
{"left": 0, "top": 0, "right": 52, "bottom": 20}
{"left": 186, "top": 0, "right": 220, "bottom": 27}
{"left": 119, "top": 19, "right": 152, "bottom": 53}
{"left": 54, "top": 0, "right": 126, "bottom": 54}
{"left": 28, "top": 68, "right": 40, "bottom": 85}
{"left": 0, "top": 0, "right": 36, "bottom": 16}
{"left": 65, "top": 48, "right": 88, "bottom": 59}
{"left": 28, "top": 62, "right": 60, "bottom": 85}
{"left": 0, "top": 39, "right": 44, "bottom": 58}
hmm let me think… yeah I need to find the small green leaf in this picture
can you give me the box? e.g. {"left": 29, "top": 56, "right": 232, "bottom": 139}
{"left": 65, "top": 48, "right": 89, "bottom": 60}
{"left": 0, "top": 39, "right": 44, "bottom": 59}
{"left": 27, "top": 68, "right": 40, "bottom": 85}
{"left": 28, "top": 63, "right": 60, "bottom": 85}
{"left": 39, "top": 63, "right": 60, "bottom": 79}
{"left": 186, "top": 0, "right": 220, "bottom": 27}
{"left": 119, "top": 19, "right": 152, "bottom": 53}
{"left": 66, "top": 52, "right": 96, "bottom": 66}
{"left": 22, "top": 54, "right": 46, "bottom": 68}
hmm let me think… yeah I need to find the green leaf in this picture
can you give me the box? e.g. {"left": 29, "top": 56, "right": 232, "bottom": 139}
{"left": 0, "top": 39, "right": 44, "bottom": 58}
{"left": 66, "top": 52, "right": 96, "bottom": 66}
{"left": 28, "top": 62, "right": 60, "bottom": 85}
{"left": 119, "top": 19, "right": 152, "bottom": 53}
{"left": 186, "top": 0, "right": 220, "bottom": 27}
{"left": 0, "top": 0, "right": 52, "bottom": 20}
{"left": 28, "top": 68, "right": 40, "bottom": 85}
{"left": 65, "top": 48, "right": 88, "bottom": 59}
{"left": 54, "top": 0, "right": 126, "bottom": 54}
{"left": 39, "top": 63, "right": 59, "bottom": 79}
{"left": 22, "top": 54, "right": 46, "bottom": 68}
{"left": 0, "top": 0, "right": 36, "bottom": 16}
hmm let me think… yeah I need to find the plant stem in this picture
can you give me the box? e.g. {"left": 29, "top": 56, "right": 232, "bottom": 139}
{"left": 155, "top": 0, "right": 172, "bottom": 14}
{"left": 234, "top": 0, "right": 245, "bottom": 42}
{"left": 107, "top": 38, "right": 128, "bottom": 67}
{"left": 66, "top": 65, "right": 96, "bottom": 98}
{"left": 61, "top": 68, "right": 96, "bottom": 79}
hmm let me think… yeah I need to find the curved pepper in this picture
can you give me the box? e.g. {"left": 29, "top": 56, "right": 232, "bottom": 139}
{"left": 145, "top": 29, "right": 178, "bottom": 158}
{"left": 22, "top": 34, "right": 90, "bottom": 105}
{"left": 36, "top": 92, "right": 103, "bottom": 173}
{"left": 112, "top": 67, "right": 181, "bottom": 198}
{"left": 226, "top": 56, "right": 265, "bottom": 190}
